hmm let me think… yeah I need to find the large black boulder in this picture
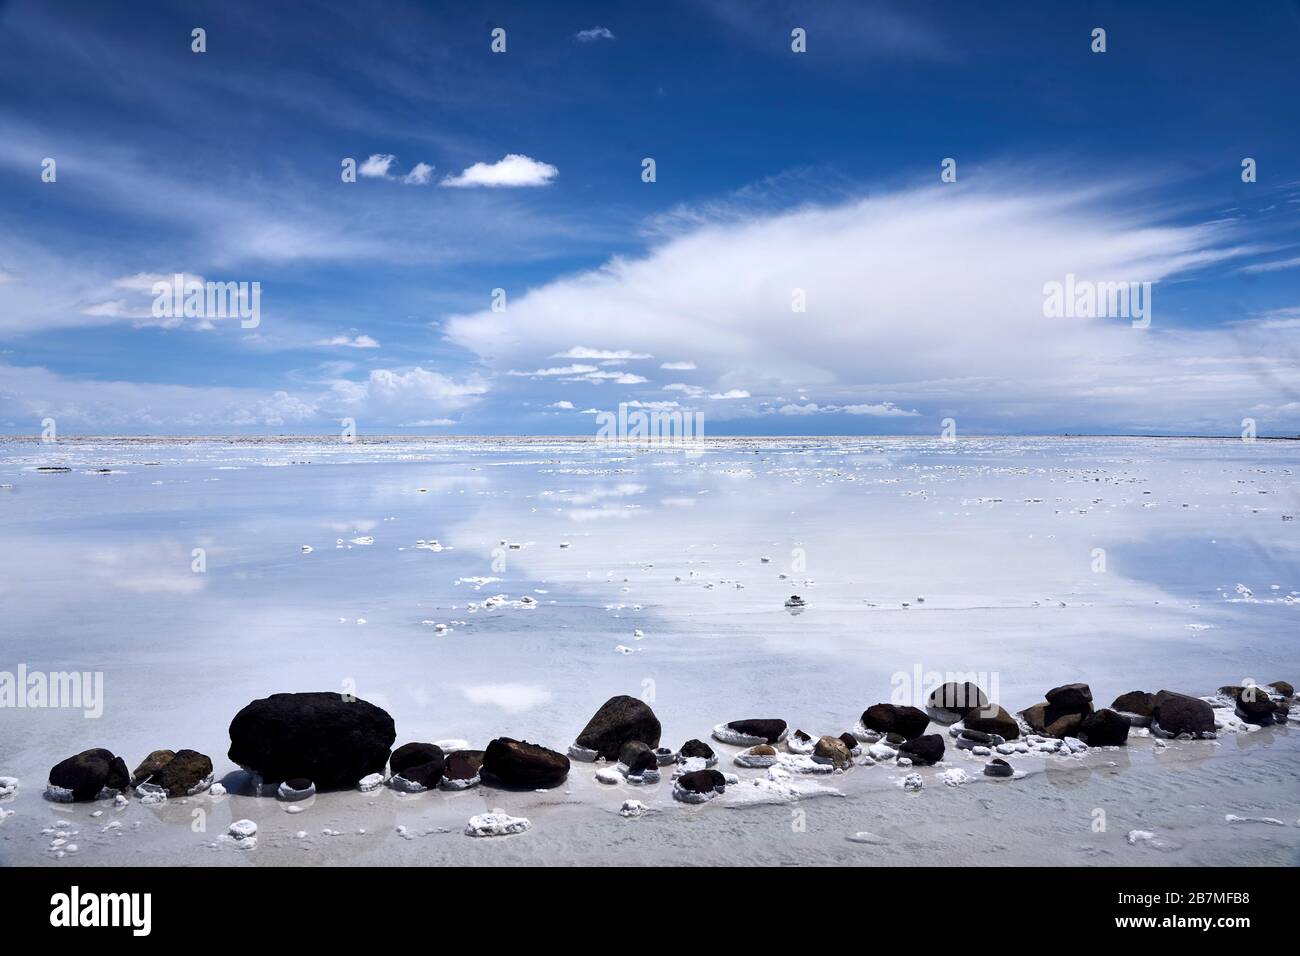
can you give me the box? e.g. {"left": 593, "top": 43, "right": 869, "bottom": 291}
{"left": 1152, "top": 690, "right": 1214, "bottom": 737}
{"left": 861, "top": 703, "right": 929, "bottom": 740}
{"left": 1234, "top": 687, "right": 1278, "bottom": 725}
{"left": 227, "top": 692, "right": 395, "bottom": 789}
{"left": 1079, "top": 709, "right": 1130, "bottom": 746}
{"left": 152, "top": 749, "right": 214, "bottom": 796}
{"left": 962, "top": 704, "right": 1020, "bottom": 740}
{"left": 575, "top": 696, "right": 661, "bottom": 760}
{"left": 48, "top": 748, "right": 130, "bottom": 801}
{"left": 898, "top": 734, "right": 944, "bottom": 766}
{"left": 678, "top": 739, "right": 715, "bottom": 761}
{"left": 482, "top": 737, "right": 570, "bottom": 788}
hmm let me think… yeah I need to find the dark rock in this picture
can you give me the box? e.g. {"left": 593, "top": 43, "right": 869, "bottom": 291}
{"left": 962, "top": 704, "right": 1020, "bottom": 740}
{"left": 749, "top": 744, "right": 777, "bottom": 756}
{"left": 227, "top": 691, "right": 395, "bottom": 789}
{"left": 926, "top": 682, "right": 988, "bottom": 721}
{"left": 898, "top": 734, "right": 944, "bottom": 766}
{"left": 1268, "top": 680, "right": 1294, "bottom": 697}
{"left": 678, "top": 739, "right": 715, "bottom": 761}
{"left": 984, "top": 757, "right": 1014, "bottom": 778}
{"left": 152, "top": 749, "right": 213, "bottom": 796}
{"left": 1152, "top": 690, "right": 1214, "bottom": 737}
{"left": 861, "top": 703, "right": 929, "bottom": 740}
{"left": 1020, "top": 702, "right": 1050, "bottom": 734}
{"left": 395, "top": 760, "right": 444, "bottom": 789}
{"left": 959, "top": 729, "right": 993, "bottom": 744}
{"left": 482, "top": 737, "right": 569, "bottom": 788}
{"left": 131, "top": 750, "right": 176, "bottom": 787}
{"left": 677, "top": 769, "right": 726, "bottom": 794}
{"left": 619, "top": 741, "right": 658, "bottom": 775}
{"left": 1045, "top": 712, "right": 1084, "bottom": 739}
{"left": 1235, "top": 687, "right": 1277, "bottom": 725}
{"left": 391, "top": 743, "right": 445, "bottom": 778}
{"left": 1079, "top": 709, "right": 1130, "bottom": 746}
{"left": 575, "top": 696, "right": 662, "bottom": 761}
{"left": 884, "top": 732, "right": 907, "bottom": 747}
{"left": 285, "top": 777, "right": 313, "bottom": 792}
{"left": 814, "top": 735, "right": 851, "bottom": 769}
{"left": 792, "top": 729, "right": 813, "bottom": 746}
{"left": 444, "top": 750, "right": 485, "bottom": 781}
{"left": 838, "top": 732, "right": 859, "bottom": 752}
{"left": 48, "top": 748, "right": 130, "bottom": 801}
{"left": 1045, "top": 683, "right": 1093, "bottom": 712}
{"left": 1111, "top": 691, "right": 1155, "bottom": 722}
{"left": 726, "top": 718, "right": 787, "bottom": 743}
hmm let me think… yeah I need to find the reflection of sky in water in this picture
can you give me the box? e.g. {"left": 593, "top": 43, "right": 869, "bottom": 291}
{"left": 1, "top": 437, "right": 1297, "bottom": 786}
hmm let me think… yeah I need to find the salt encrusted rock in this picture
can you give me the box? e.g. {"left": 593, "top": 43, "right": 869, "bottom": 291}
{"left": 984, "top": 757, "right": 1014, "bottom": 778}
{"left": 837, "top": 732, "right": 860, "bottom": 754}
{"left": 813, "top": 735, "right": 851, "bottom": 769}
{"left": 1151, "top": 690, "right": 1215, "bottom": 737}
{"left": 1079, "top": 709, "right": 1129, "bottom": 746}
{"left": 390, "top": 742, "right": 445, "bottom": 790}
{"left": 788, "top": 729, "right": 816, "bottom": 754}
{"left": 898, "top": 734, "right": 944, "bottom": 766}
{"left": 574, "top": 695, "right": 662, "bottom": 761}
{"left": 902, "top": 772, "right": 924, "bottom": 791}
{"left": 620, "top": 799, "right": 648, "bottom": 817}
{"left": 655, "top": 747, "right": 676, "bottom": 766}
{"left": 925, "top": 682, "right": 988, "bottom": 723}
{"left": 482, "top": 737, "right": 569, "bottom": 788}
{"left": 1111, "top": 691, "right": 1155, "bottom": 726}
{"left": 228, "top": 819, "right": 257, "bottom": 839}
{"left": 0, "top": 776, "right": 18, "bottom": 797}
{"left": 47, "top": 749, "right": 130, "bottom": 802}
{"left": 734, "top": 744, "right": 778, "bottom": 768}
{"left": 860, "top": 703, "right": 929, "bottom": 740}
{"left": 439, "top": 750, "right": 484, "bottom": 790}
{"left": 719, "top": 719, "right": 787, "bottom": 745}
{"left": 956, "top": 729, "right": 992, "bottom": 750}
{"left": 151, "top": 749, "right": 214, "bottom": 796}
{"left": 962, "top": 704, "right": 1020, "bottom": 740}
{"left": 1268, "top": 680, "right": 1294, "bottom": 697}
{"left": 465, "top": 809, "right": 531, "bottom": 837}
{"left": 228, "top": 692, "right": 395, "bottom": 789}
{"left": 1233, "top": 687, "right": 1278, "bottom": 725}
{"left": 131, "top": 750, "right": 176, "bottom": 788}
{"left": 618, "top": 741, "right": 658, "bottom": 775}
{"left": 358, "top": 773, "right": 384, "bottom": 792}
{"left": 277, "top": 778, "right": 315, "bottom": 801}
{"left": 1045, "top": 683, "right": 1093, "bottom": 712}
{"left": 679, "top": 738, "right": 715, "bottom": 760}
{"left": 674, "top": 768, "right": 726, "bottom": 803}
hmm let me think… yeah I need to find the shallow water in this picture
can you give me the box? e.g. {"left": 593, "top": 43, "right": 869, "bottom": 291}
{"left": 1, "top": 436, "right": 1297, "bottom": 865}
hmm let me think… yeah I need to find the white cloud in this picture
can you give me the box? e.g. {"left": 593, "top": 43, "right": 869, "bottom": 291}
{"left": 442, "top": 179, "right": 1296, "bottom": 431}
{"left": 709, "top": 389, "right": 750, "bottom": 400}
{"left": 553, "top": 346, "right": 651, "bottom": 360}
{"left": 509, "top": 364, "right": 598, "bottom": 377}
{"left": 1240, "top": 255, "right": 1300, "bottom": 274}
{"left": 441, "top": 153, "right": 558, "bottom": 188}
{"left": 576, "top": 27, "right": 615, "bottom": 42}
{"left": 403, "top": 162, "right": 434, "bottom": 185}
{"left": 660, "top": 360, "right": 696, "bottom": 370}
{"left": 359, "top": 153, "right": 397, "bottom": 178}
{"left": 318, "top": 334, "right": 380, "bottom": 348}
{"left": 549, "top": 400, "right": 575, "bottom": 409}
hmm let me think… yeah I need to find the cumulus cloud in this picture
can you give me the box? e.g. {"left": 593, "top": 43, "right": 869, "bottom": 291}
{"left": 709, "top": 389, "right": 750, "bottom": 400}
{"left": 403, "top": 162, "right": 434, "bottom": 185}
{"left": 442, "top": 178, "right": 1300, "bottom": 431}
{"left": 553, "top": 346, "right": 651, "bottom": 360}
{"left": 660, "top": 360, "right": 696, "bottom": 370}
{"left": 317, "top": 334, "right": 380, "bottom": 348}
{"left": 441, "top": 154, "right": 558, "bottom": 188}
{"left": 549, "top": 400, "right": 575, "bottom": 409}
{"left": 576, "top": 26, "right": 615, "bottom": 42}
{"left": 359, "top": 153, "right": 398, "bottom": 178}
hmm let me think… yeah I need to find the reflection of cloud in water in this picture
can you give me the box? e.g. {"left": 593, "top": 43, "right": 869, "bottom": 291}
{"left": 460, "top": 683, "right": 553, "bottom": 711}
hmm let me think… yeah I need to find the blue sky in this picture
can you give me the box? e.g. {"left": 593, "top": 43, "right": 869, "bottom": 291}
{"left": 1, "top": 0, "right": 1298, "bottom": 435}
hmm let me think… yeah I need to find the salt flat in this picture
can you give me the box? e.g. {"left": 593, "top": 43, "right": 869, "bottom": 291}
{"left": 0, "top": 436, "right": 1296, "bottom": 865}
